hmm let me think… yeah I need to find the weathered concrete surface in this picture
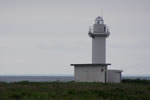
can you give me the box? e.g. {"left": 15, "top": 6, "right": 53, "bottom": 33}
{"left": 92, "top": 37, "right": 106, "bottom": 63}
{"left": 107, "top": 70, "right": 123, "bottom": 83}
{"left": 71, "top": 64, "right": 110, "bottom": 83}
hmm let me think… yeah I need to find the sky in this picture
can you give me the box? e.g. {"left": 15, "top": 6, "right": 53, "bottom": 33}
{"left": 0, "top": 0, "right": 150, "bottom": 76}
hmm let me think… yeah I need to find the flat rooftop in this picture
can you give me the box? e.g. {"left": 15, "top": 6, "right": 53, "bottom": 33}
{"left": 71, "top": 63, "right": 111, "bottom": 66}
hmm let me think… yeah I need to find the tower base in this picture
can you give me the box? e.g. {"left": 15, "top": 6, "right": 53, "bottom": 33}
{"left": 71, "top": 64, "right": 110, "bottom": 83}
{"left": 71, "top": 63, "right": 123, "bottom": 83}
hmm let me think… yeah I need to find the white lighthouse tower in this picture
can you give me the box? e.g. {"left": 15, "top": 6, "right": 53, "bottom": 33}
{"left": 71, "top": 16, "right": 122, "bottom": 83}
{"left": 89, "top": 16, "right": 110, "bottom": 64}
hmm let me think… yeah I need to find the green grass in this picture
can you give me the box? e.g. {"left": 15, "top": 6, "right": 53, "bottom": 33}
{"left": 0, "top": 80, "right": 150, "bottom": 100}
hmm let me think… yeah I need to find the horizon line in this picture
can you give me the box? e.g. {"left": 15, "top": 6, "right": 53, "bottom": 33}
{"left": 0, "top": 74, "right": 150, "bottom": 77}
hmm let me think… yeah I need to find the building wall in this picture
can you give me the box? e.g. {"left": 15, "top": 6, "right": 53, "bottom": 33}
{"left": 93, "top": 24, "right": 106, "bottom": 33}
{"left": 106, "top": 70, "right": 122, "bottom": 83}
{"left": 92, "top": 37, "right": 106, "bottom": 63}
{"left": 74, "top": 65, "right": 107, "bottom": 82}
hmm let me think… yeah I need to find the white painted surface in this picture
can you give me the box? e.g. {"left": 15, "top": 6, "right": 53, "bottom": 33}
{"left": 91, "top": 17, "right": 109, "bottom": 64}
{"left": 71, "top": 17, "right": 123, "bottom": 83}
{"left": 93, "top": 24, "right": 106, "bottom": 33}
{"left": 92, "top": 37, "right": 106, "bottom": 63}
{"left": 107, "top": 70, "right": 122, "bottom": 83}
{"left": 74, "top": 65, "right": 107, "bottom": 82}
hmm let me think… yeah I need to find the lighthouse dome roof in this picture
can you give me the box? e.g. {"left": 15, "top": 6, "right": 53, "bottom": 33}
{"left": 95, "top": 16, "right": 104, "bottom": 24}
{"left": 95, "top": 16, "right": 103, "bottom": 21}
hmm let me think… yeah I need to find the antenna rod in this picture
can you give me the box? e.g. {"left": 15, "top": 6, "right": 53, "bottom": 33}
{"left": 101, "top": 8, "right": 103, "bottom": 18}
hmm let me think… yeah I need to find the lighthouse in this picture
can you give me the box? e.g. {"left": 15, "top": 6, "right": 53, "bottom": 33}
{"left": 71, "top": 16, "right": 123, "bottom": 83}
{"left": 89, "top": 16, "right": 110, "bottom": 63}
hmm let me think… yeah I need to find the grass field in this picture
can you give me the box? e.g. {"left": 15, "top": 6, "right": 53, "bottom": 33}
{"left": 0, "top": 79, "right": 150, "bottom": 100}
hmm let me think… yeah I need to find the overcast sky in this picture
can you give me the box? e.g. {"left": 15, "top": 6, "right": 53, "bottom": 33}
{"left": 0, "top": 0, "right": 150, "bottom": 76}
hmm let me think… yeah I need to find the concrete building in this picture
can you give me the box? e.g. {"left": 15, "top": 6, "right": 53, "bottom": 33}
{"left": 106, "top": 70, "right": 122, "bottom": 83}
{"left": 71, "top": 16, "right": 123, "bottom": 83}
{"left": 71, "top": 64, "right": 110, "bottom": 82}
